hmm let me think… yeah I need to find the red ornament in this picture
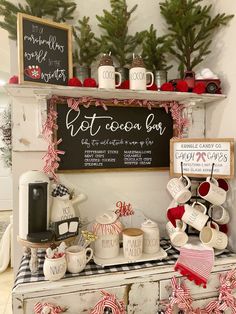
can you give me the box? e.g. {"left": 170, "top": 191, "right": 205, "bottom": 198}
{"left": 68, "top": 77, "right": 82, "bottom": 87}
{"left": 8, "top": 75, "right": 18, "bottom": 84}
{"left": 147, "top": 83, "right": 158, "bottom": 91}
{"left": 160, "top": 82, "right": 174, "bottom": 91}
{"left": 83, "top": 78, "right": 97, "bottom": 88}
{"left": 176, "top": 80, "right": 189, "bottom": 92}
{"left": 193, "top": 82, "right": 205, "bottom": 94}
{"left": 118, "top": 80, "right": 130, "bottom": 89}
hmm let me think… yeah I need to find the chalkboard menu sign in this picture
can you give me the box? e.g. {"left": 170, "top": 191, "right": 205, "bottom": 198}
{"left": 56, "top": 104, "right": 173, "bottom": 171}
{"left": 17, "top": 13, "right": 72, "bottom": 85}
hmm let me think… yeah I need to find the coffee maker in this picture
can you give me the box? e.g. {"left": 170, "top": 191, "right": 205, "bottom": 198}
{"left": 19, "top": 170, "right": 50, "bottom": 242}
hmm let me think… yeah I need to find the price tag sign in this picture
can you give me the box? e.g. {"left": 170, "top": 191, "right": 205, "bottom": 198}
{"left": 170, "top": 138, "right": 234, "bottom": 178}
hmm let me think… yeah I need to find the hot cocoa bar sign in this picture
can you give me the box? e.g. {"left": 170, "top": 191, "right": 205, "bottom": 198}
{"left": 170, "top": 138, "right": 234, "bottom": 178}
{"left": 56, "top": 105, "right": 173, "bottom": 171}
{"left": 17, "top": 13, "right": 72, "bottom": 85}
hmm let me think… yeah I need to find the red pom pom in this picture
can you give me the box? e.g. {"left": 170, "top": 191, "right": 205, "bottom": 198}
{"left": 118, "top": 80, "right": 130, "bottom": 89}
{"left": 176, "top": 80, "right": 188, "bottom": 92}
{"left": 83, "top": 78, "right": 97, "bottom": 88}
{"left": 193, "top": 82, "right": 205, "bottom": 94}
{"left": 68, "top": 77, "right": 82, "bottom": 87}
{"left": 9, "top": 75, "right": 18, "bottom": 84}
{"left": 160, "top": 82, "right": 174, "bottom": 92}
{"left": 147, "top": 83, "right": 158, "bottom": 91}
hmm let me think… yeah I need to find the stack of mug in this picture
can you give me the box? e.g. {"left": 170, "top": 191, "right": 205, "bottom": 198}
{"left": 166, "top": 175, "right": 230, "bottom": 251}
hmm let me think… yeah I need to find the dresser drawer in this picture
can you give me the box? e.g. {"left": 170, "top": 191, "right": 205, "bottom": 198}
{"left": 23, "top": 285, "right": 128, "bottom": 314}
{"left": 159, "top": 272, "right": 221, "bottom": 300}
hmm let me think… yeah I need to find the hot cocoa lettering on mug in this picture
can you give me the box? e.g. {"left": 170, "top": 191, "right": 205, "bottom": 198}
{"left": 61, "top": 207, "right": 74, "bottom": 220}
{"left": 102, "top": 70, "right": 115, "bottom": 80}
{"left": 74, "top": 256, "right": 86, "bottom": 268}
{"left": 101, "top": 238, "right": 119, "bottom": 249}
{"left": 216, "top": 233, "right": 224, "bottom": 245}
{"left": 168, "top": 181, "right": 182, "bottom": 194}
{"left": 130, "top": 72, "right": 145, "bottom": 80}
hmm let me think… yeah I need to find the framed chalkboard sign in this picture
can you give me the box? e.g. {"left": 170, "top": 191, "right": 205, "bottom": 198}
{"left": 17, "top": 13, "right": 72, "bottom": 85}
{"left": 170, "top": 138, "right": 234, "bottom": 178}
{"left": 55, "top": 104, "right": 174, "bottom": 171}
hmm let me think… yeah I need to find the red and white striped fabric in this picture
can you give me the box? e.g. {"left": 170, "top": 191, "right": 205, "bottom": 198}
{"left": 34, "top": 302, "right": 65, "bottom": 314}
{"left": 90, "top": 290, "right": 126, "bottom": 314}
{"left": 174, "top": 246, "right": 214, "bottom": 288}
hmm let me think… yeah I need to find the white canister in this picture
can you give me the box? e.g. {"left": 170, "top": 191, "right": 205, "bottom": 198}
{"left": 141, "top": 219, "right": 160, "bottom": 254}
{"left": 92, "top": 211, "right": 123, "bottom": 259}
{"left": 43, "top": 255, "right": 67, "bottom": 281}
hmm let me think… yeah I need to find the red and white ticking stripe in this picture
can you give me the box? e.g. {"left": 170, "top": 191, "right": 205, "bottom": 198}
{"left": 174, "top": 247, "right": 214, "bottom": 288}
{"left": 90, "top": 290, "right": 126, "bottom": 314}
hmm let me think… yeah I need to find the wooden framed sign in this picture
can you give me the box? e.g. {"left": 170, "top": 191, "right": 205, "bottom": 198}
{"left": 170, "top": 138, "right": 234, "bottom": 178}
{"left": 17, "top": 13, "right": 72, "bottom": 85}
{"left": 56, "top": 104, "right": 174, "bottom": 171}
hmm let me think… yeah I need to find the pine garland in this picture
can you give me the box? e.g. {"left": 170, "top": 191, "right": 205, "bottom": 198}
{"left": 160, "top": 0, "right": 234, "bottom": 77}
{"left": 0, "top": 106, "right": 12, "bottom": 168}
{"left": 0, "top": 0, "right": 77, "bottom": 40}
{"left": 96, "top": 0, "right": 146, "bottom": 67}
{"left": 142, "top": 24, "right": 172, "bottom": 72}
{"left": 73, "top": 16, "right": 101, "bottom": 67}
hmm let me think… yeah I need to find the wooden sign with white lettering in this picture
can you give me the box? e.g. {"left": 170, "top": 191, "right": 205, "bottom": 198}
{"left": 56, "top": 104, "right": 173, "bottom": 171}
{"left": 17, "top": 13, "right": 72, "bottom": 85}
{"left": 170, "top": 138, "right": 234, "bottom": 178}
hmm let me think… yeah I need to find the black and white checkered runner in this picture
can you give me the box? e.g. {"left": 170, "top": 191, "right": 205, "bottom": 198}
{"left": 14, "top": 239, "right": 236, "bottom": 287}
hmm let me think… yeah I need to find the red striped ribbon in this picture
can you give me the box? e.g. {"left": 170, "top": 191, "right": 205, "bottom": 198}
{"left": 90, "top": 290, "right": 126, "bottom": 314}
{"left": 34, "top": 302, "right": 65, "bottom": 314}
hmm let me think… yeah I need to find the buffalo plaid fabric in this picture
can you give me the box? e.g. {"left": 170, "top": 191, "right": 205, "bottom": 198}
{"left": 14, "top": 239, "right": 235, "bottom": 288}
{"left": 51, "top": 184, "right": 70, "bottom": 197}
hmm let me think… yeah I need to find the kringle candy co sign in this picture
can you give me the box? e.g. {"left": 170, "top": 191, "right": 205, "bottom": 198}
{"left": 170, "top": 138, "right": 234, "bottom": 179}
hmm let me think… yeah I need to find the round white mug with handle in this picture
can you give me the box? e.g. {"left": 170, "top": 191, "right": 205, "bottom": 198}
{"left": 198, "top": 176, "right": 226, "bottom": 206}
{"left": 167, "top": 175, "right": 192, "bottom": 204}
{"left": 200, "top": 221, "right": 228, "bottom": 250}
{"left": 166, "top": 219, "right": 188, "bottom": 247}
{"left": 66, "top": 245, "right": 93, "bottom": 274}
{"left": 182, "top": 202, "right": 209, "bottom": 231}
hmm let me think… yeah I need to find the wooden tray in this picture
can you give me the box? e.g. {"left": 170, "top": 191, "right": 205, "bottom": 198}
{"left": 93, "top": 247, "right": 167, "bottom": 267}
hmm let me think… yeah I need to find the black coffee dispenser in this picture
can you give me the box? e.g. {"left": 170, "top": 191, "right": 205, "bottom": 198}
{"left": 19, "top": 170, "right": 52, "bottom": 242}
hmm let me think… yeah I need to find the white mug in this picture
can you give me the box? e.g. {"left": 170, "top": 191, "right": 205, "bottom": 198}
{"left": 123, "top": 228, "right": 143, "bottom": 260}
{"left": 198, "top": 177, "right": 226, "bottom": 206}
{"left": 66, "top": 245, "right": 93, "bottom": 274}
{"left": 182, "top": 202, "right": 209, "bottom": 231}
{"left": 209, "top": 205, "right": 230, "bottom": 225}
{"left": 129, "top": 67, "right": 154, "bottom": 90}
{"left": 166, "top": 175, "right": 192, "bottom": 204}
{"left": 98, "top": 65, "right": 122, "bottom": 89}
{"left": 166, "top": 220, "right": 188, "bottom": 247}
{"left": 200, "top": 221, "right": 228, "bottom": 250}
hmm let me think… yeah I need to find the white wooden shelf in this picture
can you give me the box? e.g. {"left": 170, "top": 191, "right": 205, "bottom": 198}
{"left": 5, "top": 84, "right": 226, "bottom": 105}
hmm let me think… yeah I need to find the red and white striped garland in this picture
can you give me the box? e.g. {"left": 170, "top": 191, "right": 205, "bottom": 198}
{"left": 163, "top": 269, "right": 236, "bottom": 313}
{"left": 34, "top": 302, "right": 66, "bottom": 314}
{"left": 90, "top": 290, "right": 126, "bottom": 314}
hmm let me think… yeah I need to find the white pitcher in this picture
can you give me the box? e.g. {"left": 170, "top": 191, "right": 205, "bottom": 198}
{"left": 50, "top": 193, "right": 86, "bottom": 222}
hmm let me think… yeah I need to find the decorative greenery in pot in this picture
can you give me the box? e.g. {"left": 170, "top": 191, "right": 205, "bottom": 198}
{"left": 142, "top": 24, "right": 172, "bottom": 89}
{"left": 73, "top": 16, "right": 101, "bottom": 82}
{"left": 96, "top": 0, "right": 145, "bottom": 82}
{"left": 160, "top": 0, "right": 234, "bottom": 78}
{"left": 0, "top": 0, "right": 76, "bottom": 40}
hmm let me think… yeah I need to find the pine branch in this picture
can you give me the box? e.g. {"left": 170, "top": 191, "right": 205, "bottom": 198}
{"left": 96, "top": 0, "right": 144, "bottom": 67}
{"left": 0, "top": 0, "right": 76, "bottom": 40}
{"left": 73, "top": 16, "right": 101, "bottom": 66}
{"left": 160, "top": 0, "right": 234, "bottom": 75}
